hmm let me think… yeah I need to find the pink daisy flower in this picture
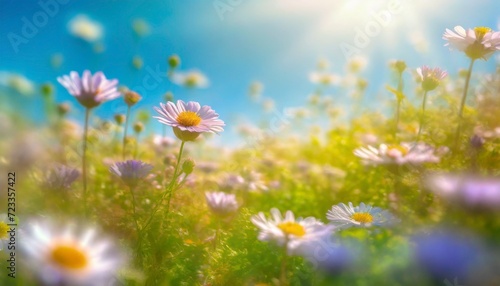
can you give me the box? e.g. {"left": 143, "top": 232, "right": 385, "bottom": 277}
{"left": 416, "top": 66, "right": 447, "bottom": 91}
{"left": 153, "top": 100, "right": 225, "bottom": 141}
{"left": 57, "top": 70, "right": 120, "bottom": 109}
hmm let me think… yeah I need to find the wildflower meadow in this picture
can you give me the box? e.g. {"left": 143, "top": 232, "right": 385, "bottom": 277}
{"left": 1, "top": 1, "right": 500, "bottom": 285}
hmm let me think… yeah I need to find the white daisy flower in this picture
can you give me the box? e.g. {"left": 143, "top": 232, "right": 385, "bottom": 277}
{"left": 68, "top": 14, "right": 103, "bottom": 42}
{"left": 326, "top": 202, "right": 398, "bottom": 229}
{"left": 251, "top": 208, "right": 334, "bottom": 254}
{"left": 205, "top": 192, "right": 239, "bottom": 216}
{"left": 443, "top": 26, "right": 500, "bottom": 60}
{"left": 21, "top": 219, "right": 124, "bottom": 286}
{"left": 354, "top": 142, "right": 441, "bottom": 166}
{"left": 171, "top": 70, "right": 209, "bottom": 88}
{"left": 425, "top": 173, "right": 500, "bottom": 209}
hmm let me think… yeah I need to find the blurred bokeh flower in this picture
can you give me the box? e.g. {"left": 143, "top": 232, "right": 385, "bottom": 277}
{"left": 21, "top": 219, "right": 124, "bottom": 285}
{"left": 251, "top": 208, "right": 334, "bottom": 254}
{"left": 171, "top": 70, "right": 208, "bottom": 88}
{"left": 416, "top": 66, "right": 447, "bottom": 91}
{"left": 109, "top": 160, "right": 153, "bottom": 188}
{"left": 326, "top": 202, "right": 398, "bottom": 229}
{"left": 205, "top": 192, "right": 239, "bottom": 216}
{"left": 412, "top": 229, "right": 483, "bottom": 281}
{"left": 44, "top": 165, "right": 80, "bottom": 192}
{"left": 57, "top": 70, "right": 120, "bottom": 109}
{"left": 425, "top": 173, "right": 500, "bottom": 209}
{"left": 296, "top": 235, "right": 355, "bottom": 275}
{"left": 443, "top": 26, "right": 500, "bottom": 60}
{"left": 68, "top": 14, "right": 103, "bottom": 42}
{"left": 0, "top": 71, "right": 35, "bottom": 95}
{"left": 154, "top": 100, "right": 225, "bottom": 141}
{"left": 309, "top": 71, "right": 340, "bottom": 86}
{"left": 153, "top": 135, "right": 175, "bottom": 148}
{"left": 0, "top": 214, "right": 10, "bottom": 251}
{"left": 354, "top": 143, "right": 441, "bottom": 165}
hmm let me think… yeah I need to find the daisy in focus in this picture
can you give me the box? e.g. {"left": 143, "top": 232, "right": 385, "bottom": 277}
{"left": 326, "top": 202, "right": 398, "bottom": 229}
{"left": 171, "top": 70, "right": 209, "bottom": 88}
{"left": 153, "top": 100, "right": 225, "bottom": 141}
{"left": 354, "top": 143, "right": 441, "bottom": 166}
{"left": 425, "top": 173, "right": 500, "bottom": 209}
{"left": 20, "top": 220, "right": 124, "bottom": 286}
{"left": 57, "top": 70, "right": 120, "bottom": 109}
{"left": 443, "top": 26, "right": 500, "bottom": 60}
{"left": 251, "top": 208, "right": 334, "bottom": 254}
{"left": 205, "top": 192, "right": 239, "bottom": 217}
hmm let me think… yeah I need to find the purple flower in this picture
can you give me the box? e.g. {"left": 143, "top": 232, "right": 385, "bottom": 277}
{"left": 57, "top": 70, "right": 120, "bottom": 109}
{"left": 412, "top": 230, "right": 483, "bottom": 281}
{"left": 45, "top": 165, "right": 80, "bottom": 192}
{"left": 425, "top": 173, "right": 500, "bottom": 209}
{"left": 109, "top": 160, "right": 153, "bottom": 187}
{"left": 153, "top": 100, "right": 225, "bottom": 141}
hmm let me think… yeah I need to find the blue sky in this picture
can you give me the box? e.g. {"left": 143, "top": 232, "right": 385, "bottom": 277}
{"left": 1, "top": 0, "right": 499, "bottom": 145}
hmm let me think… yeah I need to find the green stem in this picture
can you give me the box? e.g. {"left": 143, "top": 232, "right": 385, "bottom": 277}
{"left": 140, "top": 141, "right": 186, "bottom": 231}
{"left": 417, "top": 90, "right": 429, "bottom": 141}
{"left": 164, "top": 140, "right": 186, "bottom": 219}
{"left": 213, "top": 227, "right": 220, "bottom": 250}
{"left": 394, "top": 72, "right": 403, "bottom": 139}
{"left": 129, "top": 185, "right": 140, "bottom": 234}
{"left": 134, "top": 132, "right": 140, "bottom": 159}
{"left": 454, "top": 59, "right": 475, "bottom": 149}
{"left": 280, "top": 243, "right": 289, "bottom": 286}
{"left": 82, "top": 108, "right": 90, "bottom": 217}
{"left": 122, "top": 106, "right": 131, "bottom": 159}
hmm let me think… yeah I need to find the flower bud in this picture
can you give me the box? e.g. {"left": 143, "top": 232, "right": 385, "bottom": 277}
{"left": 114, "top": 114, "right": 126, "bottom": 125}
{"left": 124, "top": 90, "right": 142, "bottom": 107}
{"left": 168, "top": 54, "right": 180, "bottom": 69}
{"left": 393, "top": 60, "right": 407, "bottom": 74}
{"left": 57, "top": 103, "right": 71, "bottom": 116}
{"left": 133, "top": 122, "right": 144, "bottom": 133}
{"left": 41, "top": 83, "right": 54, "bottom": 98}
{"left": 182, "top": 158, "right": 195, "bottom": 175}
{"left": 164, "top": 91, "right": 174, "bottom": 102}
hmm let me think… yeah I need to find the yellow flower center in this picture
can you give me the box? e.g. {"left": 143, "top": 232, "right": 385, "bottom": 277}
{"left": 0, "top": 222, "right": 9, "bottom": 239}
{"left": 176, "top": 111, "right": 202, "bottom": 127}
{"left": 474, "top": 26, "right": 491, "bottom": 39}
{"left": 50, "top": 244, "right": 89, "bottom": 270}
{"left": 185, "top": 74, "right": 200, "bottom": 87}
{"left": 351, "top": 212, "right": 373, "bottom": 224}
{"left": 388, "top": 144, "right": 408, "bottom": 156}
{"left": 278, "top": 222, "right": 306, "bottom": 237}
